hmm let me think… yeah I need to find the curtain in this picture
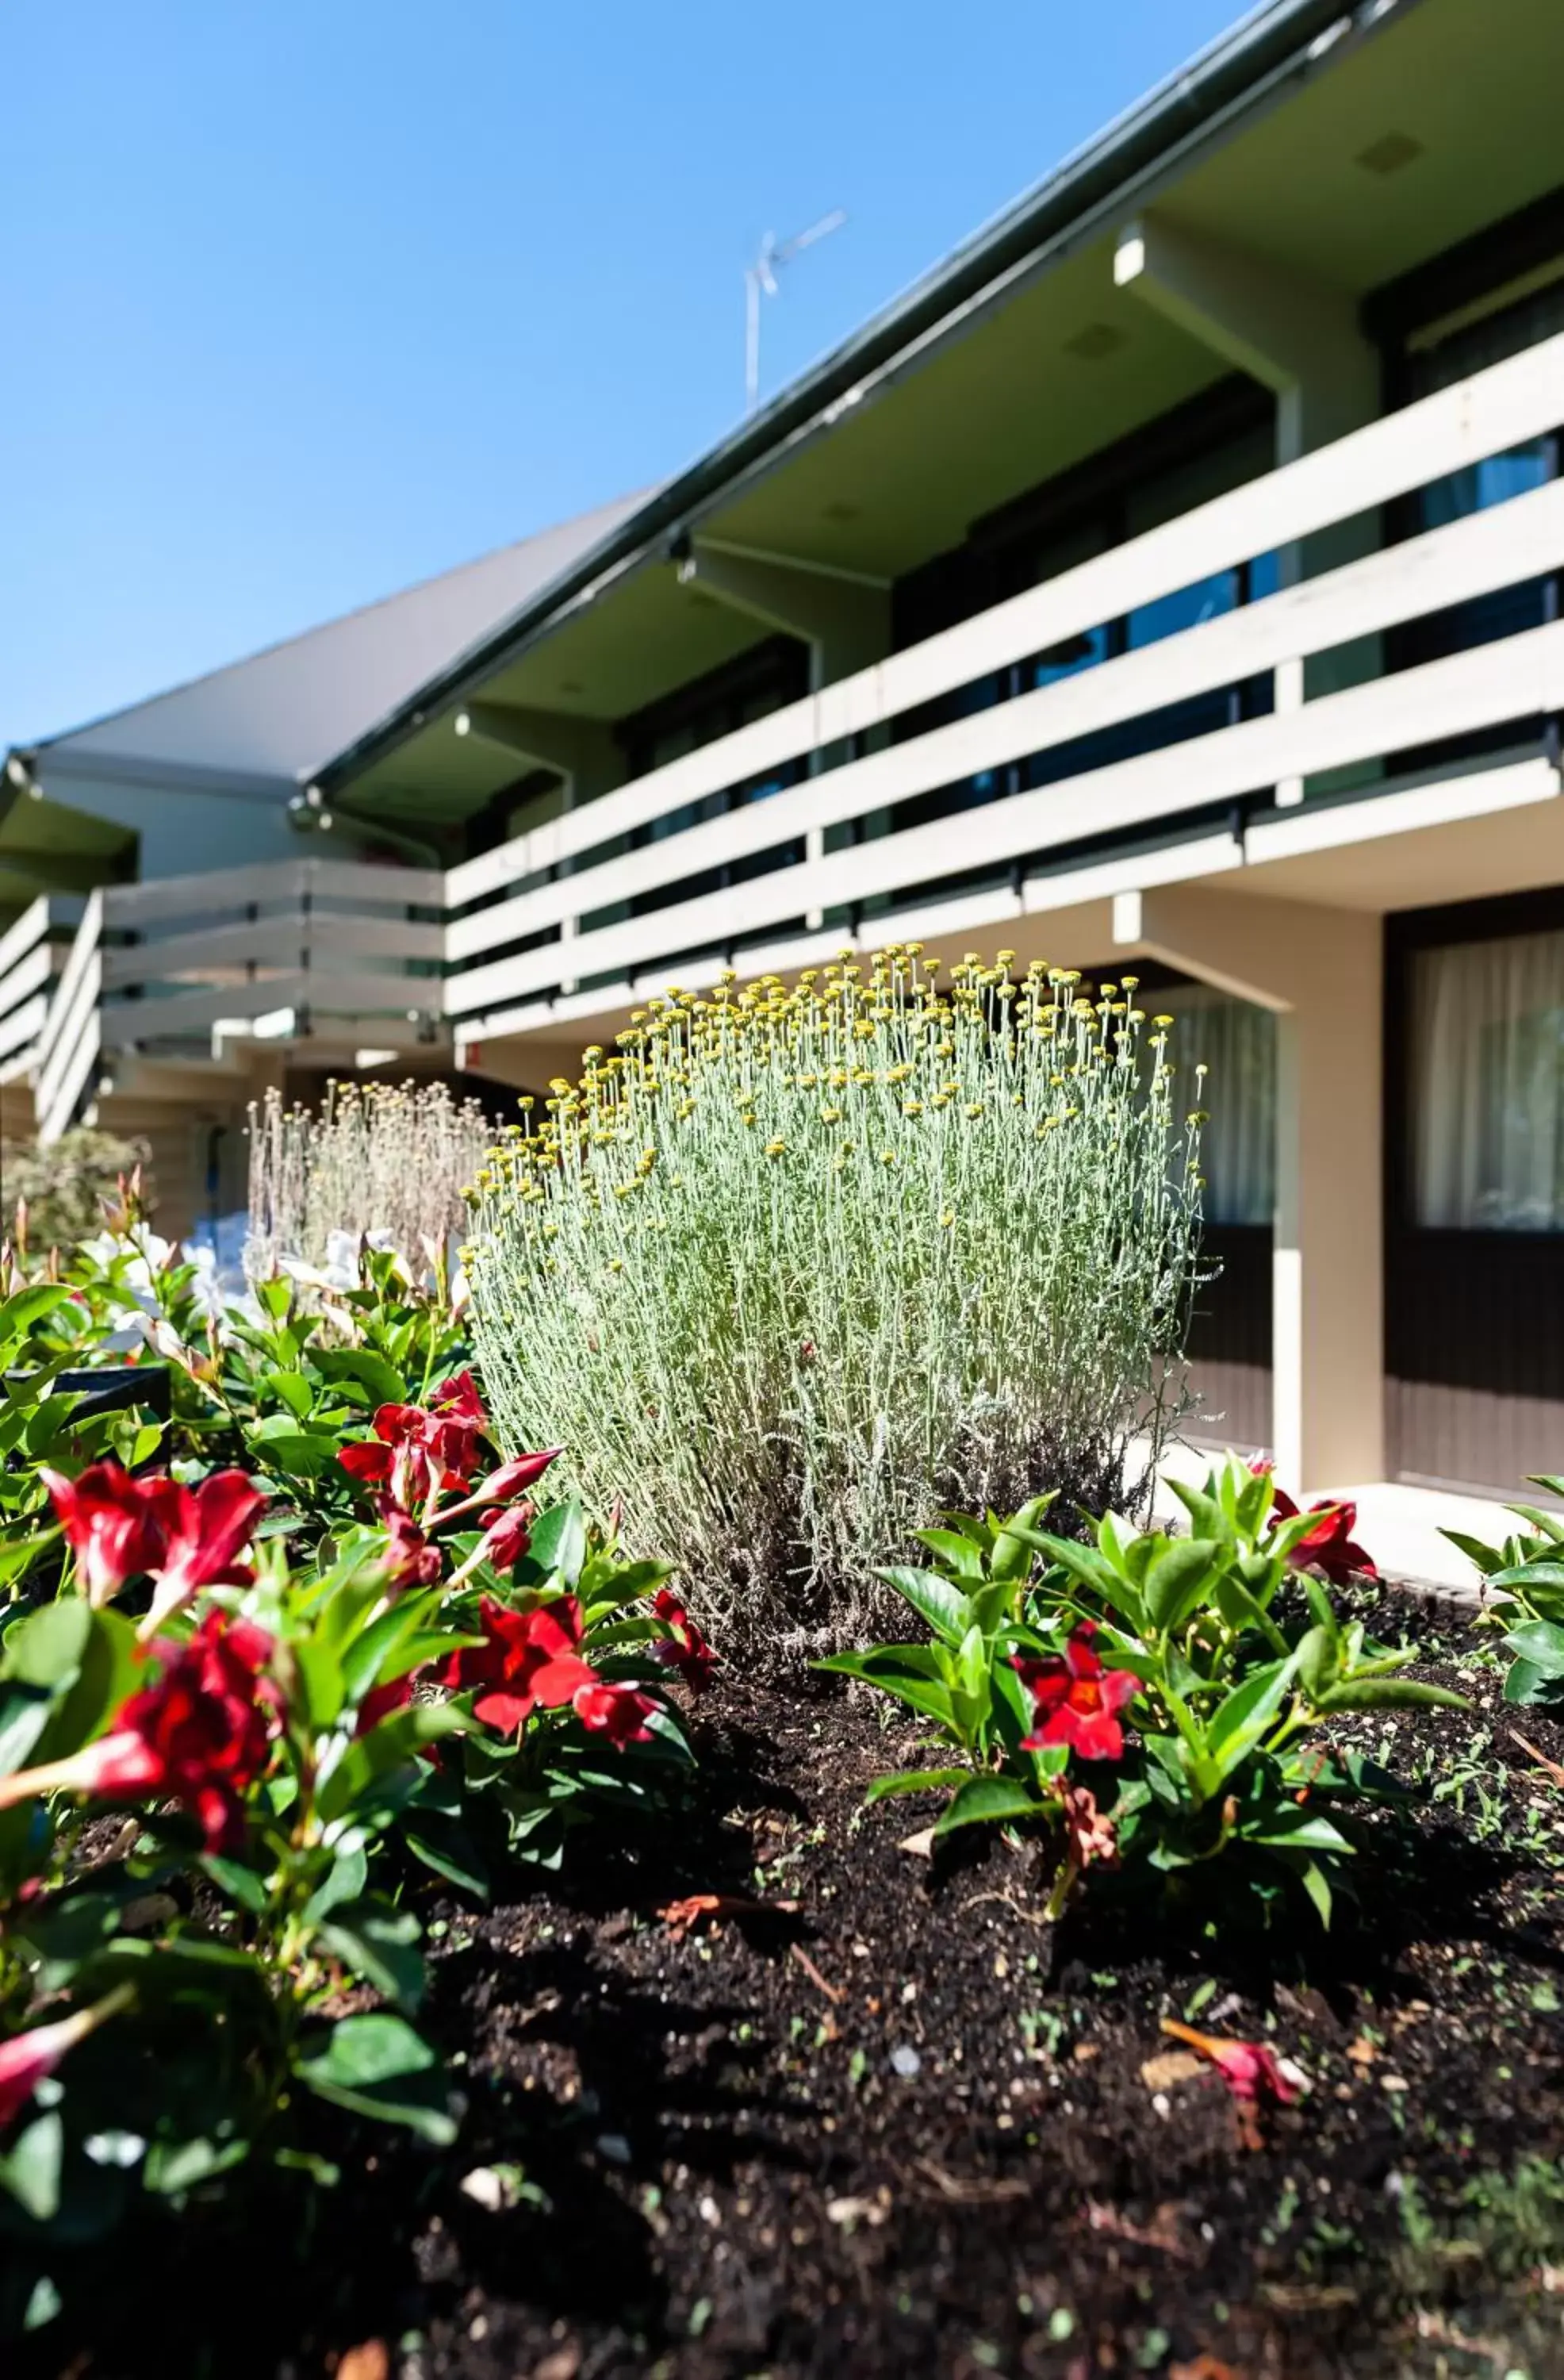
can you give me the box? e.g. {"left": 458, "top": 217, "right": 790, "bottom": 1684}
{"left": 1412, "top": 929, "right": 1564, "bottom": 1230}
{"left": 1163, "top": 984, "right": 1276, "bottom": 1226}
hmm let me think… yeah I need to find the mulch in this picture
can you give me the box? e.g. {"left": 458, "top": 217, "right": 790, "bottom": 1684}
{"left": 27, "top": 1597, "right": 1564, "bottom": 2380}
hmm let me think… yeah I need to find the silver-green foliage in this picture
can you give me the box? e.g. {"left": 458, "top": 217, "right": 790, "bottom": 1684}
{"left": 464, "top": 948, "right": 1205, "bottom": 1644}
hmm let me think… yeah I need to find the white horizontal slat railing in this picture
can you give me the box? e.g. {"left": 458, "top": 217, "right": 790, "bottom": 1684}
{"left": 27, "top": 860, "right": 447, "bottom": 1138}
{"left": 443, "top": 333, "right": 1564, "bottom": 1023}
{"left": 33, "top": 894, "right": 105, "bottom": 1143}
{"left": 444, "top": 328, "right": 1564, "bottom": 960}
{"left": 98, "top": 861, "right": 446, "bottom": 1046}
{"left": 446, "top": 477, "right": 1564, "bottom": 992}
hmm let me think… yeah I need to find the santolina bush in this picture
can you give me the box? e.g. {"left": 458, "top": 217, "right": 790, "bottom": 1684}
{"left": 463, "top": 946, "right": 1206, "bottom": 1644}
{"left": 246, "top": 1078, "right": 493, "bottom": 1282}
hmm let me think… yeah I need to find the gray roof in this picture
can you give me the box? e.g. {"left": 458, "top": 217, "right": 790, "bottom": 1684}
{"left": 26, "top": 492, "right": 646, "bottom": 790}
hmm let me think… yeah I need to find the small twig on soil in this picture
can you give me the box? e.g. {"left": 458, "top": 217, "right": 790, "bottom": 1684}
{"left": 1084, "top": 2198, "right": 1197, "bottom": 2262}
{"left": 789, "top": 1942, "right": 844, "bottom": 2002}
{"left": 1510, "top": 1729, "right": 1564, "bottom": 1789}
{"left": 913, "top": 2156, "right": 1030, "bottom": 2205}
{"left": 959, "top": 1889, "right": 1048, "bottom": 1929}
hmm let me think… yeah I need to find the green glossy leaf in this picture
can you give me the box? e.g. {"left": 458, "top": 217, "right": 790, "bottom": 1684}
{"left": 862, "top": 1767, "right": 972, "bottom": 1803}
{"left": 404, "top": 1814, "right": 489, "bottom": 1898}
{"left": 261, "top": 1370, "right": 315, "bottom": 1422}
{"left": 1, "top": 1597, "right": 94, "bottom": 1690}
{"left": 144, "top": 2133, "right": 251, "bottom": 2194}
{"left": 304, "top": 1843, "right": 369, "bottom": 1922}
{"left": 1312, "top": 1678, "right": 1470, "bottom": 1714}
{"left": 201, "top": 1854, "right": 268, "bottom": 1914}
{"left": 1240, "top": 1803, "right": 1351, "bottom": 1852}
{"left": 1205, "top": 1656, "right": 1297, "bottom": 1776}
{"left": 0, "top": 1284, "right": 76, "bottom": 1346}
{"left": 0, "top": 1683, "right": 53, "bottom": 1782}
{"left": 1016, "top": 1529, "right": 1133, "bottom": 1622}
{"left": 1163, "top": 1479, "right": 1228, "bottom": 1542}
{"left": 990, "top": 1494, "right": 1053, "bottom": 1581}
{"left": 251, "top": 1431, "right": 341, "bottom": 1480}
{"left": 912, "top": 1528, "right": 986, "bottom": 1582}
{"left": 1502, "top": 1621, "right": 1564, "bottom": 1676}
{"left": 0, "top": 2109, "right": 63, "bottom": 2221}
{"left": 813, "top": 1652, "right": 957, "bottom": 1730}
{"left": 310, "top": 1348, "right": 409, "bottom": 1407}
{"left": 1504, "top": 1657, "right": 1564, "bottom": 1708}
{"left": 932, "top": 1774, "right": 1046, "bottom": 1834}
{"left": 1144, "top": 1538, "right": 1220, "bottom": 1634}
{"left": 527, "top": 1498, "right": 586, "bottom": 1587}
{"left": 296, "top": 2012, "right": 456, "bottom": 2144}
{"left": 873, "top": 1566, "right": 972, "bottom": 1648}
{"left": 317, "top": 1898, "right": 426, "bottom": 2013}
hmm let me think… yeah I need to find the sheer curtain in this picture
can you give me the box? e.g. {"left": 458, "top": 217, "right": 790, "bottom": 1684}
{"left": 1163, "top": 984, "right": 1276, "bottom": 1226}
{"left": 1412, "top": 929, "right": 1564, "bottom": 1230}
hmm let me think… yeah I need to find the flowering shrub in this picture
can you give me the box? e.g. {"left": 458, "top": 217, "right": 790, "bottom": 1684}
{"left": 0, "top": 1273, "right": 707, "bottom": 2338}
{"left": 464, "top": 946, "right": 1204, "bottom": 1645}
{"left": 830, "top": 1456, "right": 1466, "bottom": 1924}
{"left": 245, "top": 1078, "right": 494, "bottom": 1287}
{"left": 1440, "top": 1471, "right": 1564, "bottom": 1709}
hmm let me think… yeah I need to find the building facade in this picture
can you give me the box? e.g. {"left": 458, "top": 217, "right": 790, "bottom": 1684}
{"left": 3, "top": 0, "right": 1562, "bottom": 1512}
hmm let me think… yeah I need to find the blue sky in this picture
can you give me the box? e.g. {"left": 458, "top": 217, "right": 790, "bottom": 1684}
{"left": 2, "top": 0, "right": 1247, "bottom": 753}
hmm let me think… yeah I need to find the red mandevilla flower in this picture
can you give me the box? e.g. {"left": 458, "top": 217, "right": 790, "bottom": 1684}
{"left": 1014, "top": 1623, "right": 1137, "bottom": 1761}
{"left": 443, "top": 1595, "right": 657, "bottom": 1745}
{"left": 478, "top": 1506, "right": 533, "bottom": 1574}
{"left": 572, "top": 1680, "right": 657, "bottom": 1745}
{"left": 339, "top": 1373, "right": 500, "bottom": 1512}
{"left": 473, "top": 1449, "right": 563, "bottom": 1504}
{"left": 40, "top": 1460, "right": 172, "bottom": 1608}
{"left": 442, "top": 1596, "right": 600, "bottom": 1736}
{"left": 650, "top": 1587, "right": 717, "bottom": 1694}
{"left": 355, "top": 1672, "right": 416, "bottom": 1737}
{"left": 1252, "top": 1463, "right": 1378, "bottom": 1587}
{"left": 378, "top": 1505, "right": 444, "bottom": 1589}
{"left": 139, "top": 1470, "right": 268, "bottom": 1637}
{"left": 0, "top": 1609, "right": 279, "bottom": 1854}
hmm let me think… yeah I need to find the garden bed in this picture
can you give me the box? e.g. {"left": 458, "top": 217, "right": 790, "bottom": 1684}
{"left": 31, "top": 1596, "right": 1564, "bottom": 2380}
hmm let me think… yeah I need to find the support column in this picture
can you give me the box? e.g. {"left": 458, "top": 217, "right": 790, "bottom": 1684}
{"left": 1114, "top": 215, "right": 1381, "bottom": 806}
{"left": 1112, "top": 885, "right": 1383, "bottom": 1492}
{"left": 452, "top": 704, "right": 624, "bottom": 995}
{"left": 677, "top": 541, "right": 891, "bottom": 926}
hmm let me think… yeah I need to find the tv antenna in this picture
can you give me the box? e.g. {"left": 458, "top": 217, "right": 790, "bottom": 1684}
{"left": 744, "top": 209, "right": 846, "bottom": 416}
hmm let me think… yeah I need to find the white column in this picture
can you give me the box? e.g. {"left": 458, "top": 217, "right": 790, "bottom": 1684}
{"left": 1114, "top": 215, "right": 1381, "bottom": 808}
{"left": 1114, "top": 885, "right": 1383, "bottom": 1491}
{"left": 677, "top": 542, "right": 891, "bottom": 927}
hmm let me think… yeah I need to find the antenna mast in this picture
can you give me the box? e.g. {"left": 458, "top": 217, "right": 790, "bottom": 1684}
{"left": 744, "top": 209, "right": 846, "bottom": 416}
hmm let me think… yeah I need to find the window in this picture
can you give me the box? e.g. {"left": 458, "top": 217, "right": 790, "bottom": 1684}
{"left": 1410, "top": 927, "right": 1564, "bottom": 1231}
{"left": 1164, "top": 985, "right": 1276, "bottom": 1228}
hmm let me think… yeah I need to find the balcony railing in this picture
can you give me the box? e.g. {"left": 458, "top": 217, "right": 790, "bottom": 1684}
{"left": 25, "top": 860, "right": 446, "bottom": 1139}
{"left": 6, "top": 328, "right": 1564, "bottom": 1138}
{"left": 443, "top": 328, "right": 1564, "bottom": 1036}
{"left": 0, "top": 896, "right": 81, "bottom": 1099}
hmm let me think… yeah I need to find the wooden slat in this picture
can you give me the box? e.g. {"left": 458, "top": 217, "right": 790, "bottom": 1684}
{"left": 447, "top": 476, "right": 1564, "bottom": 965}
{"left": 445, "top": 618, "right": 1564, "bottom": 1015}
{"left": 100, "top": 909, "right": 445, "bottom": 988}
{"left": 446, "top": 330, "right": 1564, "bottom": 914}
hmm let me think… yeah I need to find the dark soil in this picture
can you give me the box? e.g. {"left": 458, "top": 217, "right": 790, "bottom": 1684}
{"left": 27, "top": 1599, "right": 1564, "bottom": 2380}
